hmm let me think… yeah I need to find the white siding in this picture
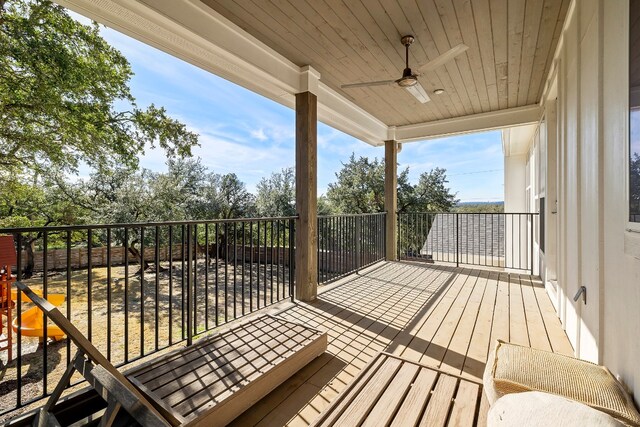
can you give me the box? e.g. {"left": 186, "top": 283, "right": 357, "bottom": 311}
{"left": 528, "top": 0, "right": 640, "bottom": 406}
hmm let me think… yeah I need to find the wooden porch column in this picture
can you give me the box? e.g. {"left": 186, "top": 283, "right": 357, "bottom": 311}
{"left": 295, "top": 91, "right": 318, "bottom": 301}
{"left": 385, "top": 140, "right": 398, "bottom": 261}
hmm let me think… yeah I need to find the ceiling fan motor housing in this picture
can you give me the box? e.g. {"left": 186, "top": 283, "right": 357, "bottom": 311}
{"left": 397, "top": 70, "right": 417, "bottom": 87}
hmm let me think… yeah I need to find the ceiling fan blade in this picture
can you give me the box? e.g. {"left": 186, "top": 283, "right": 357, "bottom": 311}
{"left": 405, "top": 82, "right": 431, "bottom": 103}
{"left": 418, "top": 44, "right": 469, "bottom": 73}
{"left": 341, "top": 79, "right": 397, "bottom": 89}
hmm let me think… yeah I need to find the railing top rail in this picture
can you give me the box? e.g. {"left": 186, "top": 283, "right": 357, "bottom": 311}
{"left": 397, "top": 211, "right": 539, "bottom": 215}
{"left": 318, "top": 212, "right": 386, "bottom": 218}
{"left": 0, "top": 216, "right": 299, "bottom": 234}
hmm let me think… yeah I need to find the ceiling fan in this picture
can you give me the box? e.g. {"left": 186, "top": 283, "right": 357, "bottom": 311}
{"left": 341, "top": 35, "right": 468, "bottom": 104}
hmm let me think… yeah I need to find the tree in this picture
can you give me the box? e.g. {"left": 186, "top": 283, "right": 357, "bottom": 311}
{"left": 326, "top": 155, "right": 385, "bottom": 213}
{"left": 0, "top": 0, "right": 198, "bottom": 178}
{"left": 199, "top": 173, "right": 256, "bottom": 220}
{"left": 325, "top": 154, "right": 458, "bottom": 214}
{"left": 0, "top": 172, "right": 88, "bottom": 276}
{"left": 255, "top": 167, "right": 296, "bottom": 217}
{"left": 325, "top": 154, "right": 413, "bottom": 213}
{"left": 409, "top": 168, "right": 459, "bottom": 212}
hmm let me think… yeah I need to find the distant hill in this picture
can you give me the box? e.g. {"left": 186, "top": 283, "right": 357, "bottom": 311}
{"left": 454, "top": 201, "right": 504, "bottom": 213}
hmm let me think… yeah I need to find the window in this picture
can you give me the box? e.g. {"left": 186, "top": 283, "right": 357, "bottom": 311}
{"left": 630, "top": 0, "right": 640, "bottom": 222}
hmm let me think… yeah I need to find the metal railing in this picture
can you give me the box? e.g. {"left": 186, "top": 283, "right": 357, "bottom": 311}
{"left": 317, "top": 213, "right": 386, "bottom": 284}
{"left": 0, "top": 217, "right": 295, "bottom": 416}
{"left": 397, "top": 212, "right": 538, "bottom": 272}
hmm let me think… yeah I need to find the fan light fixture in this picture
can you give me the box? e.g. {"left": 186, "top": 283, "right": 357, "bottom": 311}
{"left": 341, "top": 36, "right": 468, "bottom": 105}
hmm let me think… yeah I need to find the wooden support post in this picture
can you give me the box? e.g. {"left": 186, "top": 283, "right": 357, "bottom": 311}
{"left": 295, "top": 91, "right": 318, "bottom": 301}
{"left": 385, "top": 140, "right": 398, "bottom": 261}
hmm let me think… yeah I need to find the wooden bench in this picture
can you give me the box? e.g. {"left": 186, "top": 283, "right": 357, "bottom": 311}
{"left": 14, "top": 281, "right": 327, "bottom": 427}
{"left": 126, "top": 315, "right": 327, "bottom": 426}
{"left": 310, "top": 352, "right": 486, "bottom": 427}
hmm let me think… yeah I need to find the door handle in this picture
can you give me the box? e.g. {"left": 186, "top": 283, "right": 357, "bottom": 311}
{"left": 573, "top": 286, "right": 587, "bottom": 305}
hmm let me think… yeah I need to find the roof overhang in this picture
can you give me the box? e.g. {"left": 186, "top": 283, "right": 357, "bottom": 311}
{"left": 57, "top": 0, "right": 544, "bottom": 146}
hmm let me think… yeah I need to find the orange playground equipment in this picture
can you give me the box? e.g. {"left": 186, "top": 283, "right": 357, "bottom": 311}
{"left": 11, "top": 290, "right": 66, "bottom": 342}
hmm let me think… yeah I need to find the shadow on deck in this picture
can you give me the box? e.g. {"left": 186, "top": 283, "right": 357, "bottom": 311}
{"left": 230, "top": 261, "right": 573, "bottom": 427}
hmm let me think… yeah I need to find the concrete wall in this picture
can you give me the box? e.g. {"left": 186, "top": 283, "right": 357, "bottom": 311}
{"left": 528, "top": 0, "right": 640, "bottom": 406}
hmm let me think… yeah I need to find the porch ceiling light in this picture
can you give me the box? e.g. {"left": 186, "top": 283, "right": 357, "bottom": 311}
{"left": 434, "top": 88, "right": 445, "bottom": 95}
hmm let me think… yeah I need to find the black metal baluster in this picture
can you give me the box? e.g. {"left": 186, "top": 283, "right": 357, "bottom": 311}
{"left": 224, "top": 222, "right": 228, "bottom": 323}
{"left": 205, "top": 224, "right": 209, "bottom": 330}
{"left": 154, "top": 226, "right": 159, "bottom": 350}
{"left": 181, "top": 224, "right": 185, "bottom": 339}
{"left": 249, "top": 221, "right": 253, "bottom": 313}
{"left": 270, "top": 220, "right": 274, "bottom": 304}
{"left": 87, "top": 229, "right": 92, "bottom": 343}
{"left": 66, "top": 231, "right": 71, "bottom": 368}
{"left": 168, "top": 226, "right": 173, "bottom": 345}
{"left": 42, "top": 231, "right": 48, "bottom": 396}
{"left": 215, "top": 222, "right": 219, "bottom": 326}
{"left": 263, "top": 221, "right": 267, "bottom": 307}
{"left": 107, "top": 228, "right": 112, "bottom": 359}
{"left": 275, "top": 220, "right": 280, "bottom": 301}
{"left": 192, "top": 224, "right": 198, "bottom": 336}
{"left": 234, "top": 221, "right": 237, "bottom": 319}
{"left": 16, "top": 233, "right": 22, "bottom": 406}
{"left": 124, "top": 228, "right": 129, "bottom": 362}
{"left": 256, "top": 221, "right": 260, "bottom": 309}
{"left": 289, "top": 218, "right": 295, "bottom": 301}
{"left": 186, "top": 224, "right": 192, "bottom": 346}
{"left": 140, "top": 227, "right": 145, "bottom": 357}
{"left": 241, "top": 222, "right": 246, "bottom": 315}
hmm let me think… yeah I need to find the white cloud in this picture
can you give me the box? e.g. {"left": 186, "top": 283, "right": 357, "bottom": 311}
{"left": 249, "top": 128, "right": 268, "bottom": 142}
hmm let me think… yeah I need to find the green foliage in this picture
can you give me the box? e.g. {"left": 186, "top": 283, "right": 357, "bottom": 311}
{"left": 325, "top": 154, "right": 387, "bottom": 213}
{"left": 408, "top": 168, "right": 459, "bottom": 213}
{"left": 0, "top": 0, "right": 198, "bottom": 177}
{"left": 326, "top": 154, "right": 458, "bottom": 214}
{"left": 255, "top": 167, "right": 295, "bottom": 217}
{"left": 454, "top": 202, "right": 504, "bottom": 213}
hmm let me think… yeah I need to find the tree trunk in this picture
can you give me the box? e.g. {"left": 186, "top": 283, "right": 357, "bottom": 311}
{"left": 128, "top": 245, "right": 150, "bottom": 274}
{"left": 22, "top": 239, "right": 36, "bottom": 279}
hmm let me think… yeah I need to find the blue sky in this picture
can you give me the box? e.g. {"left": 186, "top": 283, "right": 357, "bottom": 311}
{"left": 94, "top": 23, "right": 504, "bottom": 202}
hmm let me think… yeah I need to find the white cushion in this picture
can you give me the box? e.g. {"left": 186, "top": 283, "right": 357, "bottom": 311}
{"left": 488, "top": 391, "right": 626, "bottom": 427}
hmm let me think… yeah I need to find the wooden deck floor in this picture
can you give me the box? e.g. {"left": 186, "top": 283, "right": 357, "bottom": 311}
{"left": 229, "top": 261, "right": 574, "bottom": 427}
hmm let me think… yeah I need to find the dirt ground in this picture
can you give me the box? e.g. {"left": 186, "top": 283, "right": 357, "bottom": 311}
{"left": 0, "top": 258, "right": 291, "bottom": 420}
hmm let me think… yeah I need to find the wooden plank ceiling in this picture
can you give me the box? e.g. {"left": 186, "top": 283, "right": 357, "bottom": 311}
{"left": 201, "top": 0, "right": 569, "bottom": 127}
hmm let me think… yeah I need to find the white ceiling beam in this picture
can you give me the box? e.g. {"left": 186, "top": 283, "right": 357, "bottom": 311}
{"left": 394, "top": 105, "right": 542, "bottom": 143}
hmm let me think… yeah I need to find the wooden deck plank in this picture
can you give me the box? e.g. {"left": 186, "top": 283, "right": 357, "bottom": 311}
{"left": 531, "top": 277, "right": 575, "bottom": 356}
{"left": 331, "top": 356, "right": 402, "bottom": 425}
{"left": 440, "top": 270, "right": 488, "bottom": 375}
{"left": 461, "top": 270, "right": 498, "bottom": 381}
{"left": 360, "top": 362, "right": 419, "bottom": 427}
{"left": 389, "top": 367, "right": 439, "bottom": 427}
{"left": 420, "top": 269, "right": 480, "bottom": 369}
{"left": 447, "top": 380, "right": 480, "bottom": 427}
{"left": 418, "top": 374, "right": 458, "bottom": 427}
{"left": 490, "top": 272, "right": 510, "bottom": 345}
{"left": 388, "top": 268, "right": 458, "bottom": 357}
{"left": 228, "top": 262, "right": 572, "bottom": 427}
{"left": 399, "top": 269, "right": 470, "bottom": 362}
{"left": 520, "top": 276, "right": 552, "bottom": 351}
{"left": 508, "top": 274, "right": 529, "bottom": 346}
